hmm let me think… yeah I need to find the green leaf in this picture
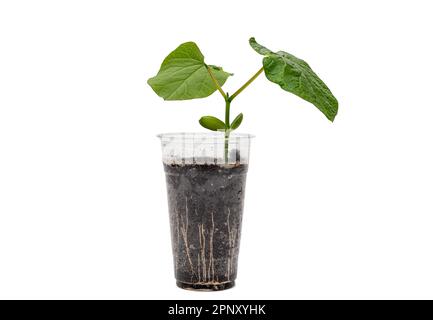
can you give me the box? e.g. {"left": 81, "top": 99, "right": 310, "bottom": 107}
{"left": 230, "top": 113, "right": 243, "bottom": 130}
{"left": 147, "top": 42, "right": 232, "bottom": 100}
{"left": 199, "top": 116, "right": 226, "bottom": 131}
{"left": 249, "top": 37, "right": 338, "bottom": 121}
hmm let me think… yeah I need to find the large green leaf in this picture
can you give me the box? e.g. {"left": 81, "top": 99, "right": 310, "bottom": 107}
{"left": 249, "top": 38, "right": 338, "bottom": 121}
{"left": 147, "top": 42, "right": 232, "bottom": 100}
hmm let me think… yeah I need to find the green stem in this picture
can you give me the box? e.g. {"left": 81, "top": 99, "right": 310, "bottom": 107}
{"left": 224, "top": 95, "right": 231, "bottom": 164}
{"left": 229, "top": 67, "right": 264, "bottom": 102}
{"left": 224, "top": 130, "right": 229, "bottom": 164}
{"left": 225, "top": 96, "right": 231, "bottom": 128}
{"left": 206, "top": 65, "right": 231, "bottom": 164}
{"left": 206, "top": 64, "right": 227, "bottom": 100}
{"left": 206, "top": 65, "right": 264, "bottom": 164}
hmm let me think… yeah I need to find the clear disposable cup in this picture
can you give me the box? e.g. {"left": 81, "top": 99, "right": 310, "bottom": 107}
{"left": 158, "top": 132, "right": 254, "bottom": 290}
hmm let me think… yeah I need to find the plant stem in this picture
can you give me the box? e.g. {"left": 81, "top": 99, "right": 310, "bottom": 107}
{"left": 225, "top": 95, "right": 231, "bottom": 128}
{"left": 224, "top": 130, "right": 229, "bottom": 164}
{"left": 206, "top": 64, "right": 227, "bottom": 100}
{"left": 229, "top": 67, "right": 264, "bottom": 102}
{"left": 206, "top": 65, "right": 264, "bottom": 164}
{"left": 224, "top": 96, "right": 231, "bottom": 164}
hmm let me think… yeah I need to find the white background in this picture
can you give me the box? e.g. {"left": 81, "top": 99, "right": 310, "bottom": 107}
{"left": 1, "top": 0, "right": 432, "bottom": 299}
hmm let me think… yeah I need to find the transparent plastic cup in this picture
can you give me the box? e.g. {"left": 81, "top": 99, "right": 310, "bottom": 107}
{"left": 158, "top": 132, "right": 254, "bottom": 291}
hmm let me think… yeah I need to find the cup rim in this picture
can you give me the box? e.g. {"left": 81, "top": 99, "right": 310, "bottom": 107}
{"left": 157, "top": 132, "right": 255, "bottom": 141}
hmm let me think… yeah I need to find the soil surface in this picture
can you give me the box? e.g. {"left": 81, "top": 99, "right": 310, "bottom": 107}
{"left": 163, "top": 159, "right": 248, "bottom": 290}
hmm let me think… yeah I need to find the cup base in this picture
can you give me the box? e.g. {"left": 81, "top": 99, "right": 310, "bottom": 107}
{"left": 176, "top": 281, "right": 235, "bottom": 291}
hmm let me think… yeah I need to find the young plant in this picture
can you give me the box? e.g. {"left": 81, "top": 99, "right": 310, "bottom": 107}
{"left": 148, "top": 38, "right": 338, "bottom": 162}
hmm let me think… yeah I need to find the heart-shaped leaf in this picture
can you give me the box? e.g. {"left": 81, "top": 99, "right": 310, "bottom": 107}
{"left": 147, "top": 42, "right": 232, "bottom": 100}
{"left": 230, "top": 113, "right": 243, "bottom": 130}
{"left": 249, "top": 38, "right": 338, "bottom": 121}
{"left": 199, "top": 116, "right": 226, "bottom": 131}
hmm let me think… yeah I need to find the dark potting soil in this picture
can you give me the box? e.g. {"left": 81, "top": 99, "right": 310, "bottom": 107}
{"left": 163, "top": 158, "right": 248, "bottom": 291}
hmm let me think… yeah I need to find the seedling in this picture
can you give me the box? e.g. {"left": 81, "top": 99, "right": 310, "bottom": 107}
{"left": 148, "top": 38, "right": 338, "bottom": 161}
